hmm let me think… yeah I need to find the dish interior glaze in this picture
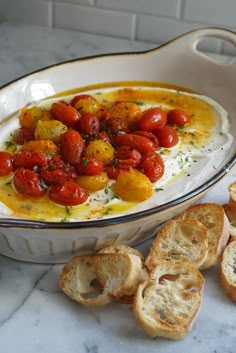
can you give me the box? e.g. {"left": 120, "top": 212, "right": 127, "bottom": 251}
{"left": 0, "top": 81, "right": 233, "bottom": 222}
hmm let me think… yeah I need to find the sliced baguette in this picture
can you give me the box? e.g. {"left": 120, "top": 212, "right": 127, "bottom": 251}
{"left": 60, "top": 253, "right": 143, "bottom": 307}
{"left": 220, "top": 240, "right": 236, "bottom": 301}
{"left": 145, "top": 218, "right": 208, "bottom": 270}
{"left": 177, "top": 203, "right": 230, "bottom": 269}
{"left": 97, "top": 244, "right": 144, "bottom": 261}
{"left": 97, "top": 244, "right": 147, "bottom": 304}
{"left": 223, "top": 203, "right": 236, "bottom": 241}
{"left": 133, "top": 260, "right": 204, "bottom": 340}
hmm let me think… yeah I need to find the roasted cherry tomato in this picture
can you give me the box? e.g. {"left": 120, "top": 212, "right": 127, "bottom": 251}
{"left": 85, "top": 140, "right": 114, "bottom": 164}
{"left": 109, "top": 101, "right": 142, "bottom": 131}
{"left": 114, "top": 168, "right": 153, "bottom": 202}
{"left": 77, "top": 172, "right": 109, "bottom": 194}
{"left": 12, "top": 151, "right": 48, "bottom": 170}
{"left": 40, "top": 169, "right": 74, "bottom": 186}
{"left": 77, "top": 112, "right": 100, "bottom": 136}
{"left": 49, "top": 180, "right": 88, "bottom": 206}
{"left": 153, "top": 126, "right": 179, "bottom": 148}
{"left": 76, "top": 157, "right": 104, "bottom": 176}
{"left": 60, "top": 130, "right": 85, "bottom": 165}
{"left": 133, "top": 131, "right": 159, "bottom": 148}
{"left": 0, "top": 151, "right": 13, "bottom": 176}
{"left": 96, "top": 131, "right": 111, "bottom": 144}
{"left": 51, "top": 101, "right": 81, "bottom": 127}
{"left": 13, "top": 127, "right": 35, "bottom": 145}
{"left": 115, "top": 146, "right": 142, "bottom": 169}
{"left": 114, "top": 134, "right": 155, "bottom": 155}
{"left": 13, "top": 168, "right": 46, "bottom": 197}
{"left": 138, "top": 154, "right": 164, "bottom": 182}
{"left": 106, "top": 117, "right": 129, "bottom": 134}
{"left": 139, "top": 107, "right": 167, "bottom": 131}
{"left": 105, "top": 165, "right": 120, "bottom": 179}
{"left": 167, "top": 109, "right": 190, "bottom": 127}
{"left": 70, "top": 94, "right": 96, "bottom": 107}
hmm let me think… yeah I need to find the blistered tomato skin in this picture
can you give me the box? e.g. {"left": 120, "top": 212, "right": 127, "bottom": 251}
{"left": 139, "top": 154, "right": 164, "bottom": 182}
{"left": 167, "top": 109, "right": 190, "bottom": 127}
{"left": 40, "top": 169, "right": 73, "bottom": 186}
{"left": 114, "top": 134, "right": 155, "bottom": 155}
{"left": 49, "top": 181, "right": 88, "bottom": 206}
{"left": 133, "top": 131, "right": 159, "bottom": 148}
{"left": 51, "top": 101, "right": 81, "bottom": 127}
{"left": 139, "top": 107, "right": 167, "bottom": 131}
{"left": 77, "top": 112, "right": 100, "bottom": 136}
{"left": 13, "top": 168, "right": 46, "bottom": 197}
{"left": 13, "top": 127, "right": 35, "bottom": 145}
{"left": 0, "top": 152, "right": 13, "bottom": 176}
{"left": 115, "top": 146, "right": 142, "bottom": 169}
{"left": 60, "top": 130, "right": 85, "bottom": 165}
{"left": 154, "top": 126, "right": 179, "bottom": 148}
{"left": 12, "top": 151, "right": 48, "bottom": 170}
{"left": 76, "top": 157, "right": 104, "bottom": 176}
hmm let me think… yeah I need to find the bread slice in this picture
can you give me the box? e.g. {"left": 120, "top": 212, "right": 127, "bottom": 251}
{"left": 223, "top": 203, "right": 236, "bottom": 240}
{"left": 145, "top": 219, "right": 208, "bottom": 270}
{"left": 97, "top": 244, "right": 144, "bottom": 261}
{"left": 97, "top": 244, "right": 147, "bottom": 304}
{"left": 133, "top": 260, "right": 204, "bottom": 340}
{"left": 60, "top": 253, "right": 143, "bottom": 307}
{"left": 223, "top": 181, "right": 236, "bottom": 240}
{"left": 177, "top": 203, "right": 230, "bottom": 269}
{"left": 220, "top": 240, "right": 236, "bottom": 301}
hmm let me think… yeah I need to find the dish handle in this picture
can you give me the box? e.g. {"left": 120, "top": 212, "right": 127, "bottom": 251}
{"left": 162, "top": 27, "right": 236, "bottom": 65}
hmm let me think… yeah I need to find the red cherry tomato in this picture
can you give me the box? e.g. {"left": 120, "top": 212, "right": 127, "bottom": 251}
{"left": 153, "top": 126, "right": 179, "bottom": 148}
{"left": 70, "top": 94, "right": 96, "bottom": 107}
{"left": 49, "top": 180, "right": 87, "bottom": 206}
{"left": 114, "top": 134, "right": 155, "bottom": 155}
{"left": 40, "top": 169, "right": 73, "bottom": 186}
{"left": 60, "top": 130, "right": 85, "bottom": 165}
{"left": 115, "top": 146, "right": 142, "bottom": 169}
{"left": 48, "top": 155, "right": 66, "bottom": 170}
{"left": 139, "top": 154, "right": 164, "bottom": 182}
{"left": 139, "top": 107, "right": 167, "bottom": 131}
{"left": 167, "top": 109, "right": 190, "bottom": 127}
{"left": 51, "top": 101, "right": 81, "bottom": 127}
{"left": 133, "top": 131, "right": 159, "bottom": 148}
{"left": 97, "top": 131, "right": 111, "bottom": 144}
{"left": 12, "top": 151, "right": 48, "bottom": 170}
{"left": 105, "top": 165, "right": 120, "bottom": 180}
{"left": 0, "top": 152, "right": 13, "bottom": 176}
{"left": 76, "top": 157, "right": 104, "bottom": 176}
{"left": 107, "top": 117, "right": 129, "bottom": 134}
{"left": 13, "top": 168, "right": 46, "bottom": 197}
{"left": 13, "top": 127, "right": 35, "bottom": 144}
{"left": 77, "top": 112, "right": 100, "bottom": 135}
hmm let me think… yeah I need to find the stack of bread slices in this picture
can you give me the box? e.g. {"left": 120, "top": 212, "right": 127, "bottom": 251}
{"left": 60, "top": 199, "right": 236, "bottom": 340}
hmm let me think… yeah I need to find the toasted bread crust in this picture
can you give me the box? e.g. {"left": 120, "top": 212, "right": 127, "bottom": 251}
{"left": 220, "top": 240, "right": 236, "bottom": 301}
{"left": 97, "top": 244, "right": 144, "bottom": 261}
{"left": 60, "top": 253, "right": 144, "bottom": 307}
{"left": 145, "top": 218, "right": 208, "bottom": 270}
{"left": 133, "top": 261, "right": 204, "bottom": 340}
{"left": 177, "top": 203, "right": 230, "bottom": 269}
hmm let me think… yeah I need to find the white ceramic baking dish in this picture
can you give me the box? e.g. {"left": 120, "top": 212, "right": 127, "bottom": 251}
{"left": 0, "top": 27, "right": 236, "bottom": 263}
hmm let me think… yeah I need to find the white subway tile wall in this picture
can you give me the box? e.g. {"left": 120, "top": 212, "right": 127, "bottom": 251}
{"left": 0, "top": 0, "right": 236, "bottom": 54}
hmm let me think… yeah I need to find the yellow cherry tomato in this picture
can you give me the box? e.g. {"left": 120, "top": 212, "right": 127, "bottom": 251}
{"left": 77, "top": 172, "right": 109, "bottom": 193}
{"left": 85, "top": 140, "right": 114, "bottom": 164}
{"left": 114, "top": 168, "right": 153, "bottom": 202}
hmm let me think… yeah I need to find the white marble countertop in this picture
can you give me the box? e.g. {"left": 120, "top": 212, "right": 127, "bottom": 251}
{"left": 0, "top": 22, "right": 236, "bottom": 353}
